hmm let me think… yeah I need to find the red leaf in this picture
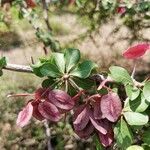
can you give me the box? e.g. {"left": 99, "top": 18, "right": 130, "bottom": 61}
{"left": 93, "top": 100, "right": 102, "bottom": 120}
{"left": 123, "top": 43, "right": 150, "bottom": 59}
{"left": 75, "top": 122, "right": 94, "bottom": 139}
{"left": 98, "top": 128, "right": 114, "bottom": 147}
{"left": 35, "top": 88, "right": 50, "bottom": 100}
{"left": 38, "top": 101, "right": 61, "bottom": 122}
{"left": 89, "top": 94, "right": 101, "bottom": 101}
{"left": 16, "top": 102, "right": 33, "bottom": 127}
{"left": 72, "top": 90, "right": 85, "bottom": 101}
{"left": 117, "top": 7, "right": 126, "bottom": 14}
{"left": 32, "top": 101, "right": 44, "bottom": 121}
{"left": 73, "top": 105, "right": 90, "bottom": 131}
{"left": 89, "top": 111, "right": 108, "bottom": 134}
{"left": 26, "top": 0, "right": 36, "bottom": 8}
{"left": 48, "top": 90, "right": 74, "bottom": 110}
{"left": 101, "top": 92, "right": 122, "bottom": 122}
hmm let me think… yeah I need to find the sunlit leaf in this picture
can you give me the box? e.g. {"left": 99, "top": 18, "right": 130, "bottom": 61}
{"left": 124, "top": 112, "right": 149, "bottom": 125}
{"left": 70, "top": 60, "right": 97, "bottom": 78}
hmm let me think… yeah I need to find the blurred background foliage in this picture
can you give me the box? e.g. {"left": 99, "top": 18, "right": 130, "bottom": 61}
{"left": 0, "top": 0, "right": 150, "bottom": 149}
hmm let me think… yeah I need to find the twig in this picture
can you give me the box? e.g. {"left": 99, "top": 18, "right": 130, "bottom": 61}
{"left": 4, "top": 63, "right": 32, "bottom": 73}
{"left": 2, "top": 63, "right": 145, "bottom": 88}
{"left": 42, "top": 0, "right": 52, "bottom": 32}
{"left": 44, "top": 120, "right": 53, "bottom": 150}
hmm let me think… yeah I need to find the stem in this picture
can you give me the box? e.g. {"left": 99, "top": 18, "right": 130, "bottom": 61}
{"left": 69, "top": 78, "right": 82, "bottom": 91}
{"left": 131, "top": 61, "right": 137, "bottom": 79}
{"left": 65, "top": 80, "right": 68, "bottom": 92}
{"left": 7, "top": 93, "right": 34, "bottom": 98}
{"left": 44, "top": 120, "right": 53, "bottom": 150}
{"left": 2, "top": 63, "right": 144, "bottom": 88}
{"left": 42, "top": 0, "right": 52, "bottom": 32}
{"left": 4, "top": 63, "right": 32, "bottom": 73}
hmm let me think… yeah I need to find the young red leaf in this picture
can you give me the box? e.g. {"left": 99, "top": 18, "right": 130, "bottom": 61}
{"left": 74, "top": 122, "right": 94, "bottom": 140}
{"left": 123, "top": 43, "right": 150, "bottom": 59}
{"left": 26, "top": 0, "right": 36, "bottom": 8}
{"left": 48, "top": 90, "right": 74, "bottom": 110}
{"left": 117, "top": 7, "right": 126, "bottom": 14}
{"left": 93, "top": 100, "right": 102, "bottom": 120}
{"left": 38, "top": 101, "right": 61, "bottom": 122}
{"left": 89, "top": 94, "right": 101, "bottom": 101}
{"left": 98, "top": 127, "right": 114, "bottom": 147}
{"left": 101, "top": 92, "right": 122, "bottom": 122}
{"left": 72, "top": 90, "right": 85, "bottom": 101}
{"left": 35, "top": 88, "right": 50, "bottom": 100}
{"left": 89, "top": 112, "right": 108, "bottom": 135}
{"left": 31, "top": 101, "right": 44, "bottom": 121}
{"left": 16, "top": 102, "right": 33, "bottom": 127}
{"left": 73, "top": 105, "right": 90, "bottom": 131}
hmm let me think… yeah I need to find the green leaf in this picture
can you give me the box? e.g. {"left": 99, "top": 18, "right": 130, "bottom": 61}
{"left": 124, "top": 112, "right": 149, "bottom": 126}
{"left": 93, "top": 135, "right": 104, "bottom": 150}
{"left": 143, "top": 81, "right": 150, "bottom": 102}
{"left": 70, "top": 60, "right": 97, "bottom": 78}
{"left": 64, "top": 48, "right": 80, "bottom": 72}
{"left": 109, "top": 66, "right": 133, "bottom": 85}
{"left": 72, "top": 77, "right": 95, "bottom": 90}
{"left": 126, "top": 145, "right": 144, "bottom": 150}
{"left": 129, "top": 94, "right": 149, "bottom": 112}
{"left": 114, "top": 117, "right": 133, "bottom": 149}
{"left": 0, "top": 57, "right": 6, "bottom": 69}
{"left": 51, "top": 53, "right": 65, "bottom": 73}
{"left": 124, "top": 94, "right": 149, "bottom": 112}
{"left": 40, "top": 63, "right": 62, "bottom": 78}
{"left": 143, "top": 129, "right": 150, "bottom": 146}
{"left": 31, "top": 61, "right": 45, "bottom": 77}
{"left": 125, "top": 85, "right": 140, "bottom": 101}
{"left": 42, "top": 78, "right": 55, "bottom": 88}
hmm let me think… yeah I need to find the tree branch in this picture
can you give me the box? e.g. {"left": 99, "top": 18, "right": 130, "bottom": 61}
{"left": 42, "top": 0, "right": 52, "bottom": 32}
{"left": 2, "top": 63, "right": 144, "bottom": 87}
{"left": 4, "top": 63, "right": 33, "bottom": 73}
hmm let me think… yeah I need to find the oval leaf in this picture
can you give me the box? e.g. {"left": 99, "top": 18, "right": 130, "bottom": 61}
{"left": 51, "top": 53, "right": 65, "bottom": 73}
{"left": 98, "top": 128, "right": 114, "bottom": 147}
{"left": 74, "top": 122, "right": 94, "bottom": 140}
{"left": 143, "top": 81, "right": 150, "bottom": 102}
{"left": 109, "top": 66, "right": 133, "bottom": 85}
{"left": 32, "top": 101, "right": 45, "bottom": 121}
{"left": 124, "top": 112, "right": 149, "bottom": 125}
{"left": 101, "top": 92, "right": 122, "bottom": 122}
{"left": 73, "top": 105, "right": 90, "bottom": 131}
{"left": 126, "top": 145, "right": 144, "bottom": 150}
{"left": 123, "top": 43, "right": 150, "bottom": 59}
{"left": 93, "top": 100, "right": 102, "bottom": 120}
{"left": 125, "top": 85, "right": 140, "bottom": 101}
{"left": 38, "top": 101, "right": 61, "bottom": 122}
{"left": 64, "top": 48, "right": 80, "bottom": 72}
{"left": 129, "top": 94, "right": 149, "bottom": 112}
{"left": 70, "top": 60, "right": 97, "bottom": 78}
{"left": 40, "top": 63, "right": 62, "bottom": 77}
{"left": 48, "top": 90, "right": 74, "bottom": 110}
{"left": 89, "top": 112, "right": 108, "bottom": 134}
{"left": 114, "top": 117, "right": 133, "bottom": 149}
{"left": 16, "top": 102, "right": 33, "bottom": 127}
